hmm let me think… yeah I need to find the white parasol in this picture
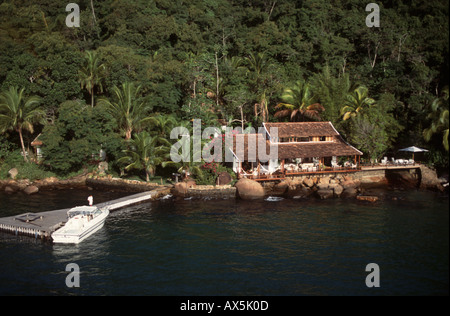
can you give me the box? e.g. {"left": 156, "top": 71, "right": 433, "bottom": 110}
{"left": 398, "top": 146, "right": 429, "bottom": 160}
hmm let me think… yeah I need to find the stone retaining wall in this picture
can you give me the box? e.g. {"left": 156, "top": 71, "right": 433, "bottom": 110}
{"left": 186, "top": 185, "right": 236, "bottom": 199}
{"left": 260, "top": 173, "right": 361, "bottom": 199}
{"left": 85, "top": 177, "right": 164, "bottom": 192}
{"left": 172, "top": 183, "right": 236, "bottom": 199}
{"left": 352, "top": 169, "right": 388, "bottom": 184}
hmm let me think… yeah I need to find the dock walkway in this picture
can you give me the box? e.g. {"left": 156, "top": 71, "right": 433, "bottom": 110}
{"left": 0, "top": 186, "right": 171, "bottom": 240}
{"left": 244, "top": 164, "right": 421, "bottom": 182}
{"left": 360, "top": 164, "right": 421, "bottom": 171}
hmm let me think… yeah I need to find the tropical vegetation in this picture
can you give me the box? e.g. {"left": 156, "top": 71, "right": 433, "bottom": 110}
{"left": 118, "top": 131, "right": 170, "bottom": 182}
{"left": 0, "top": 0, "right": 448, "bottom": 182}
{"left": 0, "top": 86, "right": 45, "bottom": 162}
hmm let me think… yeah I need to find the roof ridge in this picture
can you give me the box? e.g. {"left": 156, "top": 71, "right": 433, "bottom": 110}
{"left": 265, "top": 121, "right": 332, "bottom": 124}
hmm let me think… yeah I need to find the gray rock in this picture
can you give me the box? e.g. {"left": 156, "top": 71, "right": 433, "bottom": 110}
{"left": 317, "top": 183, "right": 330, "bottom": 190}
{"left": 419, "top": 165, "right": 444, "bottom": 191}
{"left": 235, "top": 178, "right": 265, "bottom": 200}
{"left": 286, "top": 186, "right": 313, "bottom": 199}
{"left": 217, "top": 172, "right": 232, "bottom": 185}
{"left": 8, "top": 168, "right": 18, "bottom": 179}
{"left": 341, "top": 187, "right": 358, "bottom": 198}
{"left": 302, "top": 178, "right": 315, "bottom": 188}
{"left": 332, "top": 184, "right": 344, "bottom": 197}
{"left": 316, "top": 189, "right": 334, "bottom": 200}
{"left": 4, "top": 186, "right": 17, "bottom": 194}
{"left": 23, "top": 185, "right": 39, "bottom": 195}
{"left": 272, "top": 181, "right": 289, "bottom": 195}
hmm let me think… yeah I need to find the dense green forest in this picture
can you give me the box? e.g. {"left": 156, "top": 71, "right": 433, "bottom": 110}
{"left": 0, "top": 0, "right": 448, "bottom": 183}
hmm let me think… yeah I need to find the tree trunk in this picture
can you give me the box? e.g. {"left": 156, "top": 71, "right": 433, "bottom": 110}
{"left": 368, "top": 41, "right": 380, "bottom": 69}
{"left": 125, "top": 128, "right": 132, "bottom": 140}
{"left": 260, "top": 95, "right": 267, "bottom": 123}
{"left": 240, "top": 104, "right": 244, "bottom": 131}
{"left": 267, "top": 1, "right": 276, "bottom": 21}
{"left": 215, "top": 51, "right": 220, "bottom": 107}
{"left": 398, "top": 33, "right": 408, "bottom": 62}
{"left": 90, "top": 0, "right": 97, "bottom": 25}
{"left": 91, "top": 86, "right": 95, "bottom": 107}
{"left": 18, "top": 128, "right": 28, "bottom": 162}
{"left": 193, "top": 79, "right": 197, "bottom": 99}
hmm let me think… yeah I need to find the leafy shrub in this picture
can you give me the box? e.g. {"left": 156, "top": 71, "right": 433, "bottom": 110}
{"left": 40, "top": 101, "right": 124, "bottom": 176}
{"left": 193, "top": 161, "right": 236, "bottom": 185}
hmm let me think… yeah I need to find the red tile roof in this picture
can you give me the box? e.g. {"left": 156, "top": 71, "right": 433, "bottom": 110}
{"left": 263, "top": 121, "right": 339, "bottom": 138}
{"left": 229, "top": 122, "right": 362, "bottom": 161}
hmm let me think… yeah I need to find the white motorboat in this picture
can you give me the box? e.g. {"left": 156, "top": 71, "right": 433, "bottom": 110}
{"left": 52, "top": 206, "right": 109, "bottom": 244}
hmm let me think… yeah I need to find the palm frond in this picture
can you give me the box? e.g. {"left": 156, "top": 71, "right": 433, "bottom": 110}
{"left": 274, "top": 109, "right": 291, "bottom": 118}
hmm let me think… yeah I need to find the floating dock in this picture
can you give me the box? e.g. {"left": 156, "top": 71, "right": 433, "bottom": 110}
{"left": 0, "top": 186, "right": 171, "bottom": 240}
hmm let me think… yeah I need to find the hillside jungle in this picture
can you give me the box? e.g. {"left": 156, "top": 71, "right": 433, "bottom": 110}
{"left": 0, "top": 0, "right": 448, "bottom": 185}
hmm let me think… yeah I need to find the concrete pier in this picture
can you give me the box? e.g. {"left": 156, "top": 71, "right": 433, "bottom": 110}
{"left": 0, "top": 186, "right": 171, "bottom": 240}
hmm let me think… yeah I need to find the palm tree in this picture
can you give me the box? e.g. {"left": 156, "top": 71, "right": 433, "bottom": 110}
{"left": 0, "top": 87, "right": 45, "bottom": 162}
{"left": 99, "top": 82, "right": 151, "bottom": 140}
{"left": 246, "top": 53, "right": 272, "bottom": 123}
{"left": 274, "top": 80, "right": 324, "bottom": 121}
{"left": 340, "top": 85, "right": 376, "bottom": 121}
{"left": 162, "top": 132, "right": 204, "bottom": 180}
{"left": 423, "top": 87, "right": 449, "bottom": 151}
{"left": 144, "top": 114, "right": 178, "bottom": 141}
{"left": 311, "top": 66, "right": 358, "bottom": 124}
{"left": 254, "top": 90, "right": 269, "bottom": 123}
{"left": 118, "top": 131, "right": 170, "bottom": 182}
{"left": 245, "top": 52, "right": 270, "bottom": 79}
{"left": 78, "top": 50, "right": 106, "bottom": 107}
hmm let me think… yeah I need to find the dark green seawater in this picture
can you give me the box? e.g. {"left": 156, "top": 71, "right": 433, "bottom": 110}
{"left": 0, "top": 188, "right": 448, "bottom": 296}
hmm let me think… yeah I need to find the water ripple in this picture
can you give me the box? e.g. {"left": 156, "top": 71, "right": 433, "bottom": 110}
{"left": 0, "top": 189, "right": 448, "bottom": 295}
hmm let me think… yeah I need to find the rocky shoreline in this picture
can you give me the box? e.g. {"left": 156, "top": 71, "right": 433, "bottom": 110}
{"left": 0, "top": 175, "right": 168, "bottom": 195}
{"left": 1, "top": 165, "right": 447, "bottom": 202}
{"left": 231, "top": 174, "right": 379, "bottom": 201}
{"left": 0, "top": 176, "right": 86, "bottom": 194}
{"left": 170, "top": 164, "right": 447, "bottom": 201}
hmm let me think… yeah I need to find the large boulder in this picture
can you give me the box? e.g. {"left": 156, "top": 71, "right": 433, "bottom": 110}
{"left": 23, "top": 185, "right": 39, "bottom": 195}
{"left": 341, "top": 187, "right": 358, "bottom": 198}
{"left": 341, "top": 178, "right": 360, "bottom": 189}
{"left": 286, "top": 185, "right": 313, "bottom": 199}
{"left": 172, "top": 180, "right": 196, "bottom": 197}
{"left": 419, "top": 165, "right": 444, "bottom": 191}
{"left": 8, "top": 168, "right": 18, "bottom": 179}
{"left": 302, "top": 177, "right": 315, "bottom": 188}
{"left": 271, "top": 181, "right": 289, "bottom": 195}
{"left": 4, "top": 186, "right": 17, "bottom": 194}
{"left": 173, "top": 182, "right": 187, "bottom": 197}
{"left": 386, "top": 170, "right": 419, "bottom": 188}
{"left": 316, "top": 189, "right": 334, "bottom": 200}
{"left": 317, "top": 183, "right": 330, "bottom": 190}
{"left": 217, "top": 172, "right": 232, "bottom": 185}
{"left": 235, "top": 178, "right": 265, "bottom": 200}
{"left": 330, "top": 184, "right": 344, "bottom": 197}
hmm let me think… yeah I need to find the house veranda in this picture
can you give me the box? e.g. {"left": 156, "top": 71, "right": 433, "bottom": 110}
{"left": 228, "top": 122, "right": 363, "bottom": 181}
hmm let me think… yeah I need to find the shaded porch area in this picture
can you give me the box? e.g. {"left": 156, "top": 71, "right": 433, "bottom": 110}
{"left": 238, "top": 163, "right": 362, "bottom": 182}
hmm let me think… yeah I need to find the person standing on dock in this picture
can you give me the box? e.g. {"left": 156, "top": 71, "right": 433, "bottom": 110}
{"left": 88, "top": 195, "right": 93, "bottom": 206}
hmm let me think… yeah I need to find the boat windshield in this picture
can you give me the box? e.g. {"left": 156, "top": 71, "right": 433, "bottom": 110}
{"left": 67, "top": 207, "right": 98, "bottom": 218}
